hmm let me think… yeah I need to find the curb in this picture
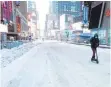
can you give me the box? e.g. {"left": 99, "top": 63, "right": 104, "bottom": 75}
{"left": 67, "top": 42, "right": 110, "bottom": 49}
{"left": 85, "top": 44, "right": 110, "bottom": 49}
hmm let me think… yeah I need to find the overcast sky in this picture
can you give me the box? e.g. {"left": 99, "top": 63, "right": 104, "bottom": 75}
{"left": 36, "top": 0, "right": 49, "bottom": 36}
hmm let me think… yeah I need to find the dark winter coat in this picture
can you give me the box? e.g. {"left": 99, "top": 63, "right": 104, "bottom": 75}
{"left": 90, "top": 37, "right": 99, "bottom": 48}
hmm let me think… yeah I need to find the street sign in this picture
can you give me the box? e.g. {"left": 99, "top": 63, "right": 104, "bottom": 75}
{"left": 83, "top": 6, "right": 88, "bottom": 24}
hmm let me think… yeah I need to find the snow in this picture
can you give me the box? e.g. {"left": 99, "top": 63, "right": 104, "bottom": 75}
{"left": 0, "top": 40, "right": 42, "bottom": 68}
{"left": 1, "top": 40, "right": 110, "bottom": 87}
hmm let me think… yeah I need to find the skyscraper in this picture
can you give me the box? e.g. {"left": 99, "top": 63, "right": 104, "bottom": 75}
{"left": 27, "top": 1, "right": 39, "bottom": 39}
{"left": 14, "top": 1, "right": 28, "bottom": 40}
{"left": 49, "top": 1, "right": 82, "bottom": 17}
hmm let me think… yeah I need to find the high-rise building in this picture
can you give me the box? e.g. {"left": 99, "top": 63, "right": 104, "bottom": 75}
{"left": 27, "top": 1, "right": 39, "bottom": 39}
{"left": 45, "top": 14, "right": 60, "bottom": 38}
{"left": 0, "top": 1, "right": 8, "bottom": 49}
{"left": 50, "top": 1, "right": 82, "bottom": 17}
{"left": 13, "top": 1, "right": 28, "bottom": 40}
{"left": 88, "top": 1, "right": 110, "bottom": 45}
{"left": 0, "top": 1, "right": 29, "bottom": 40}
{"left": 1, "top": 1, "right": 14, "bottom": 40}
{"left": 49, "top": 1, "right": 83, "bottom": 28}
{"left": 48, "top": 1, "right": 83, "bottom": 40}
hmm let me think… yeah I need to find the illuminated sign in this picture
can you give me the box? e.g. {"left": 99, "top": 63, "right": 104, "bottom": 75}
{"left": 16, "top": 16, "right": 21, "bottom": 32}
{"left": 1, "top": 1, "right": 13, "bottom": 23}
{"left": 8, "top": 1, "right": 12, "bottom": 13}
{"left": 105, "top": 9, "right": 110, "bottom": 17}
{"left": 17, "top": 24, "right": 21, "bottom": 32}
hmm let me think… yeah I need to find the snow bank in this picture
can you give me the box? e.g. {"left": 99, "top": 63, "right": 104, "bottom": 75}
{"left": 1, "top": 40, "right": 41, "bottom": 68}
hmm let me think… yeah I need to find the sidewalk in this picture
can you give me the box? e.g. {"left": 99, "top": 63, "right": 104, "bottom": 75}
{"left": 67, "top": 41, "right": 110, "bottom": 49}
{"left": 1, "top": 40, "right": 41, "bottom": 68}
{"left": 85, "top": 44, "right": 110, "bottom": 49}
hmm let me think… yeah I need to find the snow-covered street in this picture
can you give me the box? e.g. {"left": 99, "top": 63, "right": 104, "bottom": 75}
{"left": 1, "top": 40, "right": 110, "bottom": 87}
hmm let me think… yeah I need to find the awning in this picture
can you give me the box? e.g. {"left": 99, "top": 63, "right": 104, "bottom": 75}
{"left": 0, "top": 24, "right": 8, "bottom": 33}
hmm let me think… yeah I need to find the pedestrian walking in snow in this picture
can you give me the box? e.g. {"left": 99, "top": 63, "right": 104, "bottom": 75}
{"left": 29, "top": 35, "right": 31, "bottom": 41}
{"left": 90, "top": 33, "right": 99, "bottom": 62}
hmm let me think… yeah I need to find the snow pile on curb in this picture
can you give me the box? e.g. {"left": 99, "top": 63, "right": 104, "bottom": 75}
{"left": 1, "top": 40, "right": 41, "bottom": 68}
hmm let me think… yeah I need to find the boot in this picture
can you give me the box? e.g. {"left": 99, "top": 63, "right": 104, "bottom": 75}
{"left": 91, "top": 56, "right": 95, "bottom": 61}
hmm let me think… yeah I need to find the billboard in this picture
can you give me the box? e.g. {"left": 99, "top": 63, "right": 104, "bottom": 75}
{"left": 1, "top": 1, "right": 14, "bottom": 32}
{"left": 46, "top": 14, "right": 59, "bottom": 29}
{"left": 1, "top": 1, "right": 13, "bottom": 23}
{"left": 16, "top": 16, "right": 21, "bottom": 33}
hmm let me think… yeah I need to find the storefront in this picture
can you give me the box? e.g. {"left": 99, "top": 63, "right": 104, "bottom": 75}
{"left": 89, "top": 1, "right": 110, "bottom": 45}
{"left": 105, "top": 8, "right": 111, "bottom": 46}
{"left": 101, "top": 2, "right": 110, "bottom": 45}
{"left": 91, "top": 29, "right": 107, "bottom": 45}
{"left": 107, "top": 29, "right": 110, "bottom": 46}
{"left": 91, "top": 29, "right": 110, "bottom": 45}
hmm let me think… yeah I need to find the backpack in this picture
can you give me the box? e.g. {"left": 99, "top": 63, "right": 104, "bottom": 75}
{"left": 90, "top": 37, "right": 99, "bottom": 48}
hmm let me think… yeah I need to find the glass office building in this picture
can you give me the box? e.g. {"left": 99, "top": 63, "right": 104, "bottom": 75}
{"left": 50, "top": 1, "right": 82, "bottom": 17}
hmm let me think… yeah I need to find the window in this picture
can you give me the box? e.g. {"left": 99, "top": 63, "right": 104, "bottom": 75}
{"left": 71, "top": 6, "right": 75, "bottom": 12}
{"left": 64, "top": 5, "right": 66, "bottom": 11}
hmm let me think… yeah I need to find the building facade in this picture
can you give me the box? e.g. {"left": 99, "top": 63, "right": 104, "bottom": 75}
{"left": 101, "top": 1, "right": 110, "bottom": 45}
{"left": 27, "top": 1, "right": 39, "bottom": 39}
{"left": 1, "top": 1, "right": 10, "bottom": 41}
{"left": 50, "top": 1, "right": 82, "bottom": 17}
{"left": 45, "top": 14, "right": 60, "bottom": 39}
{"left": 0, "top": 1, "right": 28, "bottom": 40}
{"left": 48, "top": 1, "right": 83, "bottom": 40}
{"left": 89, "top": 1, "right": 110, "bottom": 45}
{"left": 13, "top": 1, "right": 28, "bottom": 40}
{"left": 49, "top": 1, "right": 83, "bottom": 30}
